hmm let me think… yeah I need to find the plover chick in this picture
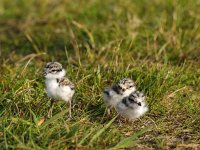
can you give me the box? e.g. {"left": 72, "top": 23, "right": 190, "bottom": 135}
{"left": 43, "top": 62, "right": 74, "bottom": 118}
{"left": 56, "top": 77, "right": 75, "bottom": 117}
{"left": 102, "top": 78, "right": 136, "bottom": 116}
{"left": 116, "top": 90, "right": 148, "bottom": 121}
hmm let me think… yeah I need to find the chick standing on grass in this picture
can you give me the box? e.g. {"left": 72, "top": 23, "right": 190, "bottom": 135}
{"left": 116, "top": 90, "right": 148, "bottom": 121}
{"left": 56, "top": 77, "right": 75, "bottom": 117}
{"left": 43, "top": 62, "right": 75, "bottom": 118}
{"left": 102, "top": 78, "right": 136, "bottom": 116}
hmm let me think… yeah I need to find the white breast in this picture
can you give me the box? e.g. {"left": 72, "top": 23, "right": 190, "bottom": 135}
{"left": 116, "top": 102, "right": 148, "bottom": 120}
{"left": 135, "top": 106, "right": 148, "bottom": 117}
{"left": 45, "top": 79, "right": 59, "bottom": 99}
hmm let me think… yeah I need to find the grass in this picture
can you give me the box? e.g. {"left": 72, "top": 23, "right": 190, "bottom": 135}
{"left": 0, "top": 0, "right": 200, "bottom": 149}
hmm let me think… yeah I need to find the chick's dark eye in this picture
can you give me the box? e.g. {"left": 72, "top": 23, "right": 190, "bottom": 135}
{"left": 129, "top": 85, "right": 132, "bottom": 88}
{"left": 118, "top": 85, "right": 122, "bottom": 89}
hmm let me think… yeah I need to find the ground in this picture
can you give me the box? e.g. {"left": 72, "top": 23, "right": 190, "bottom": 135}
{"left": 0, "top": 0, "right": 200, "bottom": 149}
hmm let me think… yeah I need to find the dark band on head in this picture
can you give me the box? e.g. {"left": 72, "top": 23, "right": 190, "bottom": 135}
{"left": 45, "top": 62, "right": 62, "bottom": 69}
{"left": 112, "top": 84, "right": 121, "bottom": 94}
{"left": 128, "top": 96, "right": 136, "bottom": 103}
{"left": 122, "top": 97, "right": 129, "bottom": 107}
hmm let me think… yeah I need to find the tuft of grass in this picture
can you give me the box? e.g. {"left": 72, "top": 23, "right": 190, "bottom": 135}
{"left": 109, "top": 126, "right": 152, "bottom": 150}
{"left": 0, "top": 0, "right": 200, "bottom": 149}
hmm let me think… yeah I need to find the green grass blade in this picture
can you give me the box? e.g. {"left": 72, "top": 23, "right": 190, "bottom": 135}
{"left": 40, "top": 109, "right": 68, "bottom": 129}
{"left": 66, "top": 124, "right": 79, "bottom": 139}
{"left": 29, "top": 109, "right": 38, "bottom": 125}
{"left": 89, "top": 115, "right": 117, "bottom": 144}
{"left": 11, "top": 117, "right": 32, "bottom": 125}
{"left": 4, "top": 128, "right": 8, "bottom": 150}
{"left": 5, "top": 129, "right": 22, "bottom": 144}
{"left": 78, "top": 128, "right": 95, "bottom": 145}
{"left": 109, "top": 126, "right": 152, "bottom": 150}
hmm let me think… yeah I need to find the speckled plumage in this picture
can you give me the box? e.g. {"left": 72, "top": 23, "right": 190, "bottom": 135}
{"left": 103, "top": 78, "right": 136, "bottom": 108}
{"left": 57, "top": 77, "right": 75, "bottom": 102}
{"left": 44, "top": 62, "right": 65, "bottom": 79}
{"left": 116, "top": 91, "right": 148, "bottom": 121}
{"left": 44, "top": 62, "right": 74, "bottom": 118}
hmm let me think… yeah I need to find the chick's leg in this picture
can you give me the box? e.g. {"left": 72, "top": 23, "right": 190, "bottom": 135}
{"left": 47, "top": 99, "right": 54, "bottom": 119}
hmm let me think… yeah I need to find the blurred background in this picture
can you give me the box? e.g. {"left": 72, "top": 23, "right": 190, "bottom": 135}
{"left": 0, "top": 0, "right": 199, "bottom": 64}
